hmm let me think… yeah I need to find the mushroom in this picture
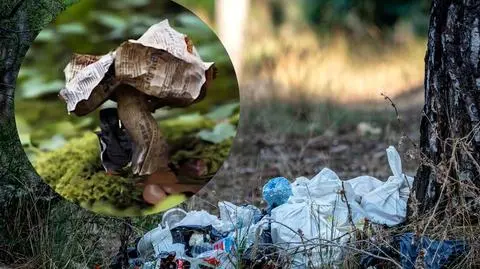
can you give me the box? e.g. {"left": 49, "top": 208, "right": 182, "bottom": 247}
{"left": 59, "top": 20, "right": 217, "bottom": 204}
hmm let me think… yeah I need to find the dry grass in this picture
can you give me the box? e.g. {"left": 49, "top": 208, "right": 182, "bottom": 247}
{"left": 404, "top": 136, "right": 480, "bottom": 268}
{"left": 242, "top": 17, "right": 426, "bottom": 104}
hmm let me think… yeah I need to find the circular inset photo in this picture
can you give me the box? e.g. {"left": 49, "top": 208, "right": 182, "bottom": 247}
{"left": 16, "top": 1, "right": 239, "bottom": 216}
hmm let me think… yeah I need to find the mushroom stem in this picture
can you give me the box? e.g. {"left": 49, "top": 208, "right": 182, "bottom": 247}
{"left": 115, "top": 85, "right": 170, "bottom": 176}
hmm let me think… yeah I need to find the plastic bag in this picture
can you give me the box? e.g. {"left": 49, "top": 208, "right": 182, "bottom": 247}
{"left": 194, "top": 249, "right": 236, "bottom": 269}
{"left": 289, "top": 168, "right": 367, "bottom": 228}
{"left": 262, "top": 177, "right": 293, "bottom": 207}
{"left": 242, "top": 204, "right": 263, "bottom": 224}
{"left": 270, "top": 200, "right": 348, "bottom": 268}
{"left": 290, "top": 176, "right": 310, "bottom": 199}
{"left": 218, "top": 201, "right": 258, "bottom": 230}
{"left": 137, "top": 226, "right": 177, "bottom": 259}
{"left": 360, "top": 146, "right": 414, "bottom": 226}
{"left": 398, "top": 233, "right": 468, "bottom": 269}
{"left": 290, "top": 168, "right": 357, "bottom": 205}
{"left": 346, "top": 175, "right": 384, "bottom": 203}
{"left": 171, "top": 210, "right": 225, "bottom": 232}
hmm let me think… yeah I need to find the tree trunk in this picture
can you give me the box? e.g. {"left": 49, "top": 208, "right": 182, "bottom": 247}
{"left": 215, "top": 0, "right": 250, "bottom": 80}
{"left": 0, "top": 0, "right": 77, "bottom": 264}
{"left": 410, "top": 0, "right": 480, "bottom": 225}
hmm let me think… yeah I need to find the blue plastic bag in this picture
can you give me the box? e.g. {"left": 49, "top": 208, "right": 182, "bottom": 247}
{"left": 398, "top": 233, "right": 468, "bottom": 269}
{"left": 360, "top": 233, "right": 468, "bottom": 269}
{"left": 262, "top": 177, "right": 293, "bottom": 208}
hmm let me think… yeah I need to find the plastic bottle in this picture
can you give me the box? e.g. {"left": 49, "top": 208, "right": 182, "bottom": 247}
{"left": 190, "top": 242, "right": 214, "bottom": 258}
{"left": 213, "top": 236, "right": 235, "bottom": 253}
{"left": 161, "top": 208, "right": 187, "bottom": 228}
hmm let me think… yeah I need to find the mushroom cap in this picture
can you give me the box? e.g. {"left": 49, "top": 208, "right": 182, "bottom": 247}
{"left": 59, "top": 19, "right": 216, "bottom": 116}
{"left": 113, "top": 19, "right": 214, "bottom": 105}
{"left": 59, "top": 52, "right": 118, "bottom": 116}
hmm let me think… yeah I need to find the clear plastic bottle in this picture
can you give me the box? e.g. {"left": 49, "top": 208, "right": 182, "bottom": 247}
{"left": 190, "top": 242, "right": 214, "bottom": 258}
{"left": 213, "top": 236, "right": 235, "bottom": 253}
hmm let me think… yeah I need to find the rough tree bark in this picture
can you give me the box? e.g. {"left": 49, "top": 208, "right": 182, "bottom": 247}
{"left": 0, "top": 0, "right": 77, "bottom": 264}
{"left": 410, "top": 0, "right": 480, "bottom": 223}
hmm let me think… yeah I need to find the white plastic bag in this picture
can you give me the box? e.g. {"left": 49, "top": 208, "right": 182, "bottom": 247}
{"left": 305, "top": 168, "right": 343, "bottom": 203}
{"left": 270, "top": 200, "right": 348, "bottom": 268}
{"left": 290, "top": 176, "right": 310, "bottom": 203}
{"left": 361, "top": 146, "right": 414, "bottom": 226}
{"left": 346, "top": 176, "right": 384, "bottom": 203}
{"left": 137, "top": 226, "right": 177, "bottom": 258}
{"left": 171, "top": 210, "right": 226, "bottom": 232}
{"left": 290, "top": 168, "right": 357, "bottom": 204}
{"left": 289, "top": 168, "right": 367, "bottom": 228}
{"left": 218, "top": 201, "right": 256, "bottom": 230}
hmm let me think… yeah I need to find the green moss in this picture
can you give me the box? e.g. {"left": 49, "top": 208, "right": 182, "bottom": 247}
{"left": 32, "top": 110, "right": 239, "bottom": 215}
{"left": 34, "top": 133, "right": 144, "bottom": 209}
{"left": 171, "top": 138, "right": 233, "bottom": 179}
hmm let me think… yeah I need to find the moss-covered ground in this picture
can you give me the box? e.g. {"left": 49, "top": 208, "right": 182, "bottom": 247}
{"left": 29, "top": 102, "right": 239, "bottom": 216}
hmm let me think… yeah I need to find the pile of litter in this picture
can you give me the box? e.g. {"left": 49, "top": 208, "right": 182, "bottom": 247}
{"left": 112, "top": 146, "right": 466, "bottom": 269}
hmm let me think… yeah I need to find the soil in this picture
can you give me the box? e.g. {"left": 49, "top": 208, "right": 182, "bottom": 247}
{"left": 187, "top": 86, "right": 425, "bottom": 213}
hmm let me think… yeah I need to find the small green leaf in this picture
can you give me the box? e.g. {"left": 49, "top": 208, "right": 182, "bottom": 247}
{"left": 39, "top": 135, "right": 67, "bottom": 151}
{"left": 110, "top": 0, "right": 150, "bottom": 9}
{"left": 197, "top": 122, "right": 237, "bottom": 143}
{"left": 35, "top": 29, "right": 57, "bottom": 42}
{"left": 91, "top": 12, "right": 128, "bottom": 29}
{"left": 17, "top": 68, "right": 38, "bottom": 80}
{"left": 21, "top": 78, "right": 64, "bottom": 99}
{"left": 57, "top": 22, "right": 87, "bottom": 35}
{"left": 163, "top": 113, "right": 205, "bottom": 125}
{"left": 205, "top": 103, "right": 240, "bottom": 121}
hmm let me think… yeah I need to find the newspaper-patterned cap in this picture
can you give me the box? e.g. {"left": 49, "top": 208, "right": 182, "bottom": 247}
{"left": 114, "top": 19, "right": 215, "bottom": 108}
{"left": 59, "top": 19, "right": 216, "bottom": 116}
{"left": 59, "top": 52, "right": 119, "bottom": 116}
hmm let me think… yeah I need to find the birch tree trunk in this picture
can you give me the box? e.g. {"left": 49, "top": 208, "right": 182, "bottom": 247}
{"left": 215, "top": 0, "right": 250, "bottom": 80}
{"left": 409, "top": 0, "right": 480, "bottom": 224}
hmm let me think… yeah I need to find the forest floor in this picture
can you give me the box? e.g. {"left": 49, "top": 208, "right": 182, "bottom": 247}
{"left": 187, "top": 85, "right": 425, "bottom": 213}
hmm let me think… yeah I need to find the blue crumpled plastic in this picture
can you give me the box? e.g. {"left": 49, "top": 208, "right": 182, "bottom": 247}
{"left": 360, "top": 233, "right": 468, "bottom": 269}
{"left": 241, "top": 204, "right": 264, "bottom": 224}
{"left": 262, "top": 177, "right": 293, "bottom": 208}
{"left": 398, "top": 233, "right": 469, "bottom": 269}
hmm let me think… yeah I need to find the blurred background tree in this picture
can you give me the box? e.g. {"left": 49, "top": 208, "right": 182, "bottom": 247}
{"left": 300, "top": 0, "right": 431, "bottom": 35}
